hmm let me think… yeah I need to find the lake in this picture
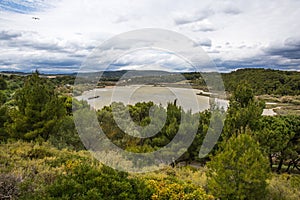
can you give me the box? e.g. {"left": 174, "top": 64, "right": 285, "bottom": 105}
{"left": 76, "top": 85, "right": 229, "bottom": 113}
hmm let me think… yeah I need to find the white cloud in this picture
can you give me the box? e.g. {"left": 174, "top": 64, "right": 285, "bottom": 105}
{"left": 0, "top": 0, "right": 300, "bottom": 72}
{"left": 108, "top": 49, "right": 195, "bottom": 72}
{"left": 173, "top": 8, "right": 214, "bottom": 25}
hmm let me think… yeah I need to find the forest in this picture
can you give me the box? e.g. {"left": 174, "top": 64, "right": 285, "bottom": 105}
{"left": 184, "top": 68, "right": 300, "bottom": 96}
{"left": 0, "top": 69, "right": 300, "bottom": 199}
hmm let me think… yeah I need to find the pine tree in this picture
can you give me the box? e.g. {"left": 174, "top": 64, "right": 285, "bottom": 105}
{"left": 5, "top": 71, "right": 65, "bottom": 140}
{"left": 207, "top": 134, "right": 270, "bottom": 200}
{"left": 223, "top": 83, "right": 264, "bottom": 139}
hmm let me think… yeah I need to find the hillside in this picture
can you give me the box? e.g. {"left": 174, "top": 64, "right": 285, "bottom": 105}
{"left": 222, "top": 68, "right": 300, "bottom": 96}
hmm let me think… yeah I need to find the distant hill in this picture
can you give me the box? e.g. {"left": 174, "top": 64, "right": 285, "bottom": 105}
{"left": 2, "top": 68, "right": 300, "bottom": 96}
{"left": 222, "top": 68, "right": 300, "bottom": 96}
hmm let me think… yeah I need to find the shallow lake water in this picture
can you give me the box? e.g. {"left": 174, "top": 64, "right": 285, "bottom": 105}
{"left": 76, "top": 85, "right": 228, "bottom": 113}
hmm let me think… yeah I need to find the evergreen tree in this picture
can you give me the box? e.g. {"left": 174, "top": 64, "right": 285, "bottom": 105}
{"left": 254, "top": 116, "right": 292, "bottom": 170}
{"left": 0, "top": 77, "right": 7, "bottom": 90}
{"left": 223, "top": 83, "right": 264, "bottom": 139}
{"left": 5, "top": 72, "right": 65, "bottom": 140}
{"left": 254, "top": 115, "right": 300, "bottom": 172}
{"left": 207, "top": 134, "right": 270, "bottom": 200}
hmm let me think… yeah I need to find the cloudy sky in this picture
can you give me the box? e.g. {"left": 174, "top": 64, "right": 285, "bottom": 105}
{"left": 0, "top": 0, "right": 300, "bottom": 73}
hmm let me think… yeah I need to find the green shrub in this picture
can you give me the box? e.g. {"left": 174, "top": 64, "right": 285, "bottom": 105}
{"left": 45, "top": 164, "right": 153, "bottom": 200}
{"left": 266, "top": 174, "right": 300, "bottom": 200}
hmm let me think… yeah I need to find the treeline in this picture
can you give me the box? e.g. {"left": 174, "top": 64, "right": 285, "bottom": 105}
{"left": 2, "top": 68, "right": 300, "bottom": 96}
{"left": 222, "top": 68, "right": 300, "bottom": 95}
{"left": 185, "top": 68, "right": 300, "bottom": 96}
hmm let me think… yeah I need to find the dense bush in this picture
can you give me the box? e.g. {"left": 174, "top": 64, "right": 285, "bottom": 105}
{"left": 266, "top": 174, "right": 300, "bottom": 200}
{"left": 140, "top": 167, "right": 213, "bottom": 200}
{"left": 45, "top": 164, "right": 153, "bottom": 200}
{"left": 0, "top": 142, "right": 214, "bottom": 200}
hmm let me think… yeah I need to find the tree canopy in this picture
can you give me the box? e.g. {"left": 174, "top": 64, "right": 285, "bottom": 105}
{"left": 207, "top": 134, "right": 270, "bottom": 200}
{"left": 5, "top": 72, "right": 66, "bottom": 140}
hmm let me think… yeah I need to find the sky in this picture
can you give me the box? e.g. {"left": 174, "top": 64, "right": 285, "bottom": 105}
{"left": 0, "top": 0, "right": 300, "bottom": 73}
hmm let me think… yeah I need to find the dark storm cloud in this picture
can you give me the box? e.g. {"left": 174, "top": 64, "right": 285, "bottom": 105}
{"left": 211, "top": 37, "right": 300, "bottom": 72}
{"left": 0, "top": 55, "right": 81, "bottom": 73}
{"left": 213, "top": 53, "right": 300, "bottom": 72}
{"left": 264, "top": 37, "right": 300, "bottom": 60}
{"left": 32, "top": 59, "right": 81, "bottom": 67}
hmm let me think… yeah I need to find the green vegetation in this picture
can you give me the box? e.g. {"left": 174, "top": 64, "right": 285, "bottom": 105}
{"left": 5, "top": 72, "right": 65, "bottom": 140}
{"left": 0, "top": 70, "right": 300, "bottom": 199}
{"left": 185, "top": 68, "right": 300, "bottom": 96}
{"left": 207, "top": 134, "right": 270, "bottom": 199}
{"left": 254, "top": 115, "right": 300, "bottom": 172}
{"left": 223, "top": 83, "right": 265, "bottom": 138}
{"left": 222, "top": 68, "right": 300, "bottom": 96}
{"left": 0, "top": 141, "right": 219, "bottom": 200}
{"left": 0, "top": 142, "right": 154, "bottom": 199}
